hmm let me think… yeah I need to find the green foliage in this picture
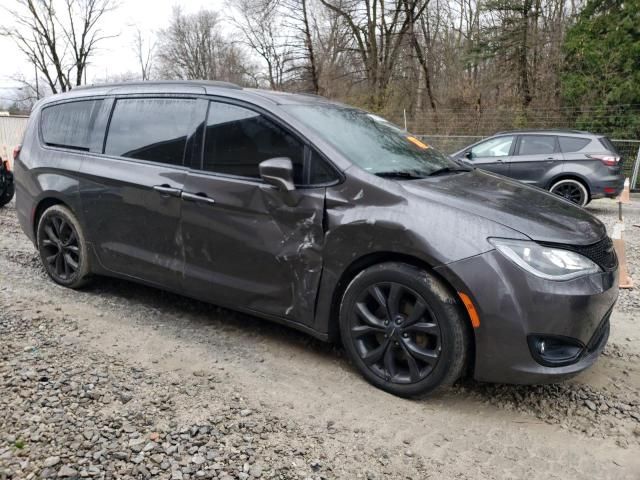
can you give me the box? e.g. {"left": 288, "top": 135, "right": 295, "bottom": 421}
{"left": 562, "top": 0, "right": 640, "bottom": 137}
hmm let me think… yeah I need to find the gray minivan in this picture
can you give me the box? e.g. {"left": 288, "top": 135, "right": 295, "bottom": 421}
{"left": 14, "top": 81, "right": 618, "bottom": 397}
{"left": 452, "top": 131, "right": 625, "bottom": 206}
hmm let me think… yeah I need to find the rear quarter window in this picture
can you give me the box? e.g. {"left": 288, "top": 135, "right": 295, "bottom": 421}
{"left": 40, "top": 100, "right": 103, "bottom": 150}
{"left": 558, "top": 136, "right": 591, "bottom": 153}
{"left": 598, "top": 137, "right": 619, "bottom": 154}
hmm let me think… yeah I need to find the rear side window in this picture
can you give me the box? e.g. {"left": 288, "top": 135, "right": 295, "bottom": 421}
{"left": 104, "top": 98, "right": 201, "bottom": 166}
{"left": 559, "top": 136, "right": 590, "bottom": 153}
{"left": 517, "top": 135, "right": 556, "bottom": 155}
{"left": 41, "top": 100, "right": 102, "bottom": 150}
{"left": 599, "top": 137, "right": 619, "bottom": 154}
{"left": 203, "top": 102, "right": 305, "bottom": 181}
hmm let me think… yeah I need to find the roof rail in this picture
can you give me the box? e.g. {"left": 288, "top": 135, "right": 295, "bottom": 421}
{"left": 494, "top": 129, "right": 591, "bottom": 135}
{"left": 74, "top": 80, "right": 242, "bottom": 91}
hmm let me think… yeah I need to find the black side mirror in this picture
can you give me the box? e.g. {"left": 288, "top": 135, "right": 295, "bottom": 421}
{"left": 464, "top": 151, "right": 473, "bottom": 160}
{"left": 259, "top": 157, "right": 295, "bottom": 192}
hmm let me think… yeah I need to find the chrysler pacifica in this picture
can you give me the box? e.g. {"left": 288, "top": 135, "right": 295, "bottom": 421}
{"left": 14, "top": 81, "right": 617, "bottom": 397}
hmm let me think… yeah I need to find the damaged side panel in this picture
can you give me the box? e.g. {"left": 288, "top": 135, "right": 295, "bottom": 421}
{"left": 312, "top": 168, "right": 529, "bottom": 336}
{"left": 180, "top": 170, "right": 326, "bottom": 326}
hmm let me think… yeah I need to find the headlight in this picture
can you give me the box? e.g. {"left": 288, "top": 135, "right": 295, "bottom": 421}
{"left": 489, "top": 238, "right": 601, "bottom": 280}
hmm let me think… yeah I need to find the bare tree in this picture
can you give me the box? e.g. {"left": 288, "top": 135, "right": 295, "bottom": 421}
{"left": 133, "top": 27, "right": 155, "bottom": 81}
{"left": 279, "top": 0, "right": 322, "bottom": 93}
{"left": 157, "top": 7, "right": 257, "bottom": 85}
{"left": 319, "top": 0, "right": 431, "bottom": 110}
{"left": 1, "top": 0, "right": 116, "bottom": 93}
{"left": 230, "top": 0, "right": 294, "bottom": 90}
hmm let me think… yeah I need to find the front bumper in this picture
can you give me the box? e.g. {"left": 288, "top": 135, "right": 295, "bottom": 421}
{"left": 435, "top": 249, "right": 618, "bottom": 384}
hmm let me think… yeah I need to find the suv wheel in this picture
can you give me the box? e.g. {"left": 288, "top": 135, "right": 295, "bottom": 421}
{"left": 339, "top": 262, "right": 469, "bottom": 397}
{"left": 37, "top": 205, "right": 91, "bottom": 288}
{"left": 549, "top": 179, "right": 589, "bottom": 207}
{"left": 0, "top": 181, "right": 14, "bottom": 207}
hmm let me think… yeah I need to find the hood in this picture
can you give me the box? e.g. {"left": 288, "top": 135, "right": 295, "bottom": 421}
{"left": 402, "top": 169, "right": 606, "bottom": 246}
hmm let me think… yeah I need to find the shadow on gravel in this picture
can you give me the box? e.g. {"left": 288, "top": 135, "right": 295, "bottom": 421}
{"left": 81, "top": 274, "right": 342, "bottom": 358}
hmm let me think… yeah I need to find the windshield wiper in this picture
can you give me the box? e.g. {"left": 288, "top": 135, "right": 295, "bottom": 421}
{"left": 427, "top": 166, "right": 472, "bottom": 177}
{"left": 375, "top": 171, "right": 426, "bottom": 180}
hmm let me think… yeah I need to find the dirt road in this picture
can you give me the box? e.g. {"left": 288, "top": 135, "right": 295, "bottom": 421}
{"left": 1, "top": 199, "right": 639, "bottom": 479}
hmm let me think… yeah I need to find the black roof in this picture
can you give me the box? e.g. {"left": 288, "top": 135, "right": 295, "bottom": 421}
{"left": 41, "top": 80, "right": 336, "bottom": 107}
{"left": 74, "top": 79, "right": 242, "bottom": 91}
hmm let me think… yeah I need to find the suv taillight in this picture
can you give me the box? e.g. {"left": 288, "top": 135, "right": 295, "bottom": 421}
{"left": 587, "top": 154, "right": 619, "bottom": 166}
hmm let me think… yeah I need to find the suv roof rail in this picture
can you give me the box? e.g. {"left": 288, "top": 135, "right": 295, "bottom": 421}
{"left": 494, "top": 129, "right": 592, "bottom": 135}
{"left": 74, "top": 80, "right": 242, "bottom": 91}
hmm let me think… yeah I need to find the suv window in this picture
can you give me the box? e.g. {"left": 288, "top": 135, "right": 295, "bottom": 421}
{"left": 203, "top": 102, "right": 313, "bottom": 183}
{"left": 517, "top": 135, "right": 556, "bottom": 155}
{"left": 471, "top": 136, "right": 514, "bottom": 157}
{"left": 41, "top": 100, "right": 102, "bottom": 151}
{"left": 104, "top": 98, "right": 201, "bottom": 166}
{"left": 559, "top": 136, "right": 590, "bottom": 153}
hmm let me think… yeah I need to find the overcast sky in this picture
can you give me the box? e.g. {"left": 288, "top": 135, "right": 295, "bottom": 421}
{"left": 0, "top": 0, "right": 226, "bottom": 94}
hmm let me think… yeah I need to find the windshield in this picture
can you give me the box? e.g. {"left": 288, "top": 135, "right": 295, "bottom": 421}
{"left": 283, "top": 105, "right": 462, "bottom": 178}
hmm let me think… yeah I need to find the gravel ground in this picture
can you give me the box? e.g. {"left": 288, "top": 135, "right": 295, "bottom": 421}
{"left": 1, "top": 197, "right": 639, "bottom": 479}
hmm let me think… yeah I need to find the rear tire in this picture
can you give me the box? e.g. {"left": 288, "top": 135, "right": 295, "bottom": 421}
{"left": 339, "top": 262, "right": 469, "bottom": 398}
{"left": 0, "top": 181, "right": 14, "bottom": 207}
{"left": 549, "top": 179, "right": 589, "bottom": 207}
{"left": 37, "top": 205, "right": 91, "bottom": 289}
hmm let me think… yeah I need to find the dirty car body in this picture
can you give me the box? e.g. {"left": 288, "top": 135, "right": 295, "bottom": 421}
{"left": 14, "top": 81, "right": 618, "bottom": 396}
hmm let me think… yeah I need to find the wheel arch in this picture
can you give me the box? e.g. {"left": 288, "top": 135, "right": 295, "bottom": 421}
{"left": 32, "top": 196, "right": 73, "bottom": 243}
{"left": 547, "top": 174, "right": 591, "bottom": 196}
{"left": 324, "top": 251, "right": 476, "bottom": 376}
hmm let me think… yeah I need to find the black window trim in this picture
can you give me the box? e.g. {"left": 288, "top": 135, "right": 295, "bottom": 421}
{"left": 38, "top": 96, "right": 107, "bottom": 154}
{"left": 193, "top": 96, "right": 344, "bottom": 189}
{"left": 36, "top": 92, "right": 345, "bottom": 185}
{"left": 514, "top": 134, "right": 560, "bottom": 156}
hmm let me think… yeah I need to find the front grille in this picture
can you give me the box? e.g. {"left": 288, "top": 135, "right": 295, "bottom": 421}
{"left": 573, "top": 236, "right": 617, "bottom": 271}
{"left": 550, "top": 236, "right": 618, "bottom": 272}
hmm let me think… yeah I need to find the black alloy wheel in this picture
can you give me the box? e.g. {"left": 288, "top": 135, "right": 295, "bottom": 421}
{"left": 37, "top": 205, "right": 91, "bottom": 288}
{"left": 340, "top": 262, "right": 468, "bottom": 397}
{"left": 350, "top": 282, "right": 441, "bottom": 384}
{"left": 550, "top": 179, "right": 589, "bottom": 207}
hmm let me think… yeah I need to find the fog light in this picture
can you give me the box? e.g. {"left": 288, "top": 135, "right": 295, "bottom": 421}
{"left": 528, "top": 335, "right": 584, "bottom": 367}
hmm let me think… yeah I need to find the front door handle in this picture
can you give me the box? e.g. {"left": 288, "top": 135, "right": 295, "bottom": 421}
{"left": 153, "top": 184, "right": 182, "bottom": 197}
{"left": 182, "top": 192, "right": 216, "bottom": 205}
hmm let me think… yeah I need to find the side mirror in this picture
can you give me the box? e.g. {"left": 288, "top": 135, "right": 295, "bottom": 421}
{"left": 464, "top": 150, "right": 473, "bottom": 160}
{"left": 259, "top": 157, "right": 295, "bottom": 192}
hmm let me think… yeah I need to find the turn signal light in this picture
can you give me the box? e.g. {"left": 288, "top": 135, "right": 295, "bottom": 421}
{"left": 458, "top": 292, "right": 480, "bottom": 328}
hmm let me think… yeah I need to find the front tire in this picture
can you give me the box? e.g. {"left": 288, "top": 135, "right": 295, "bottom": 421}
{"left": 339, "top": 262, "right": 469, "bottom": 398}
{"left": 549, "top": 179, "right": 589, "bottom": 207}
{"left": 37, "top": 205, "right": 91, "bottom": 288}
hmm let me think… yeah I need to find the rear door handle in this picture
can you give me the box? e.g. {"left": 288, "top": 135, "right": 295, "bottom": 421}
{"left": 153, "top": 184, "right": 182, "bottom": 197}
{"left": 182, "top": 192, "right": 216, "bottom": 205}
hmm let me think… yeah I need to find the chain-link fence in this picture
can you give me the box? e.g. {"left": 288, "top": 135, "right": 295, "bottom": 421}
{"left": 416, "top": 134, "right": 640, "bottom": 191}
